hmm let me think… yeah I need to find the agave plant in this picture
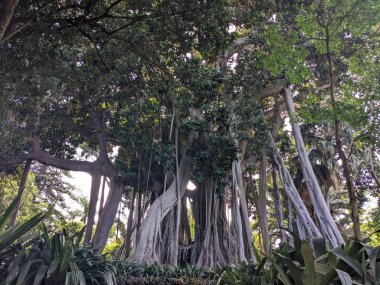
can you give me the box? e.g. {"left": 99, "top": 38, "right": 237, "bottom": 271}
{"left": 0, "top": 192, "right": 47, "bottom": 253}
{"left": 4, "top": 227, "right": 117, "bottom": 285}
{"left": 0, "top": 192, "right": 47, "bottom": 281}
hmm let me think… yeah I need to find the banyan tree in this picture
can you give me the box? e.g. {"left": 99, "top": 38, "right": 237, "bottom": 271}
{"left": 1, "top": 0, "right": 379, "bottom": 267}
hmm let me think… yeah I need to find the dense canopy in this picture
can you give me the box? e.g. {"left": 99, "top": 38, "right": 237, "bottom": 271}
{"left": 0, "top": 0, "right": 379, "bottom": 277}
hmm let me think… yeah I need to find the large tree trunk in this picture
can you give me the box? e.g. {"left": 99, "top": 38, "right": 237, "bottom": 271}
{"left": 9, "top": 159, "right": 31, "bottom": 226}
{"left": 232, "top": 160, "right": 257, "bottom": 263}
{"left": 129, "top": 132, "right": 195, "bottom": 264}
{"left": 196, "top": 178, "right": 228, "bottom": 267}
{"left": 92, "top": 176, "right": 124, "bottom": 252}
{"left": 258, "top": 154, "right": 269, "bottom": 255}
{"left": 269, "top": 134, "right": 322, "bottom": 239}
{"left": 231, "top": 169, "right": 246, "bottom": 263}
{"left": 84, "top": 173, "right": 101, "bottom": 244}
{"left": 284, "top": 88, "right": 344, "bottom": 247}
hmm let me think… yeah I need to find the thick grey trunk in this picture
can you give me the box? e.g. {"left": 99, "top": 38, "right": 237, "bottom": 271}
{"left": 269, "top": 135, "right": 321, "bottom": 238}
{"left": 130, "top": 132, "right": 194, "bottom": 263}
{"left": 232, "top": 161, "right": 256, "bottom": 263}
{"left": 296, "top": 216, "right": 307, "bottom": 240}
{"left": 92, "top": 177, "right": 124, "bottom": 252}
{"left": 196, "top": 179, "right": 228, "bottom": 267}
{"left": 231, "top": 168, "right": 246, "bottom": 263}
{"left": 284, "top": 88, "right": 344, "bottom": 247}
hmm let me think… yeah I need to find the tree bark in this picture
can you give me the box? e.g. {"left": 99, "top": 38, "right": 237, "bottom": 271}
{"left": 123, "top": 188, "right": 136, "bottom": 258}
{"left": 258, "top": 153, "right": 269, "bottom": 255}
{"left": 92, "top": 176, "right": 124, "bottom": 252}
{"left": 232, "top": 160, "right": 256, "bottom": 263}
{"left": 9, "top": 159, "right": 31, "bottom": 226}
{"left": 173, "top": 126, "right": 181, "bottom": 266}
{"left": 324, "top": 26, "right": 361, "bottom": 241}
{"left": 98, "top": 176, "right": 107, "bottom": 219}
{"left": 84, "top": 173, "right": 101, "bottom": 244}
{"left": 129, "top": 131, "right": 195, "bottom": 264}
{"left": 283, "top": 88, "right": 344, "bottom": 247}
{"left": 269, "top": 134, "right": 322, "bottom": 239}
{"left": 231, "top": 169, "right": 246, "bottom": 263}
{"left": 0, "top": 0, "right": 19, "bottom": 41}
{"left": 288, "top": 198, "right": 294, "bottom": 247}
{"left": 272, "top": 164, "right": 287, "bottom": 243}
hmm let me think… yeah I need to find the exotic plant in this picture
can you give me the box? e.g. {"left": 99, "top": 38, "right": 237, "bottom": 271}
{"left": 0, "top": 192, "right": 47, "bottom": 281}
{"left": 215, "top": 258, "right": 271, "bottom": 285}
{"left": 4, "top": 228, "right": 117, "bottom": 285}
{"left": 272, "top": 238, "right": 380, "bottom": 285}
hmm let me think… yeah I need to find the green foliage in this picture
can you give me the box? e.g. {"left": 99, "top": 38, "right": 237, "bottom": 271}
{"left": 4, "top": 228, "right": 117, "bottom": 285}
{"left": 0, "top": 193, "right": 47, "bottom": 281}
{"left": 215, "top": 257, "right": 271, "bottom": 285}
{"left": 115, "top": 262, "right": 212, "bottom": 284}
{"left": 271, "top": 238, "right": 380, "bottom": 285}
{"left": 361, "top": 207, "right": 380, "bottom": 246}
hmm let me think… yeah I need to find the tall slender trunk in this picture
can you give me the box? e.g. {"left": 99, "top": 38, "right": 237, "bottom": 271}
{"left": 232, "top": 161, "right": 256, "bottom": 263}
{"left": 283, "top": 88, "right": 344, "bottom": 247}
{"left": 258, "top": 153, "right": 269, "bottom": 255}
{"left": 123, "top": 188, "right": 136, "bottom": 258}
{"left": 325, "top": 26, "right": 360, "bottom": 240}
{"left": 84, "top": 173, "right": 101, "bottom": 244}
{"left": 98, "top": 176, "right": 107, "bottom": 219}
{"left": 173, "top": 126, "right": 181, "bottom": 266}
{"left": 136, "top": 191, "right": 143, "bottom": 242}
{"left": 180, "top": 197, "right": 192, "bottom": 244}
{"left": 288, "top": 198, "right": 294, "bottom": 247}
{"left": 296, "top": 216, "right": 306, "bottom": 240}
{"left": 9, "top": 159, "right": 32, "bottom": 226}
{"left": 231, "top": 169, "right": 246, "bottom": 263}
{"left": 272, "top": 164, "right": 287, "bottom": 243}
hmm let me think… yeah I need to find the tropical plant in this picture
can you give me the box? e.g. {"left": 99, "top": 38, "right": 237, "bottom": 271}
{"left": 215, "top": 257, "right": 271, "bottom": 285}
{"left": 272, "top": 238, "right": 380, "bottom": 285}
{"left": 4, "top": 227, "right": 117, "bottom": 285}
{"left": 0, "top": 192, "right": 47, "bottom": 281}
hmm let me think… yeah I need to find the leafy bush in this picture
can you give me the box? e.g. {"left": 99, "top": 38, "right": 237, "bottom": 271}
{"left": 4, "top": 228, "right": 117, "bottom": 285}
